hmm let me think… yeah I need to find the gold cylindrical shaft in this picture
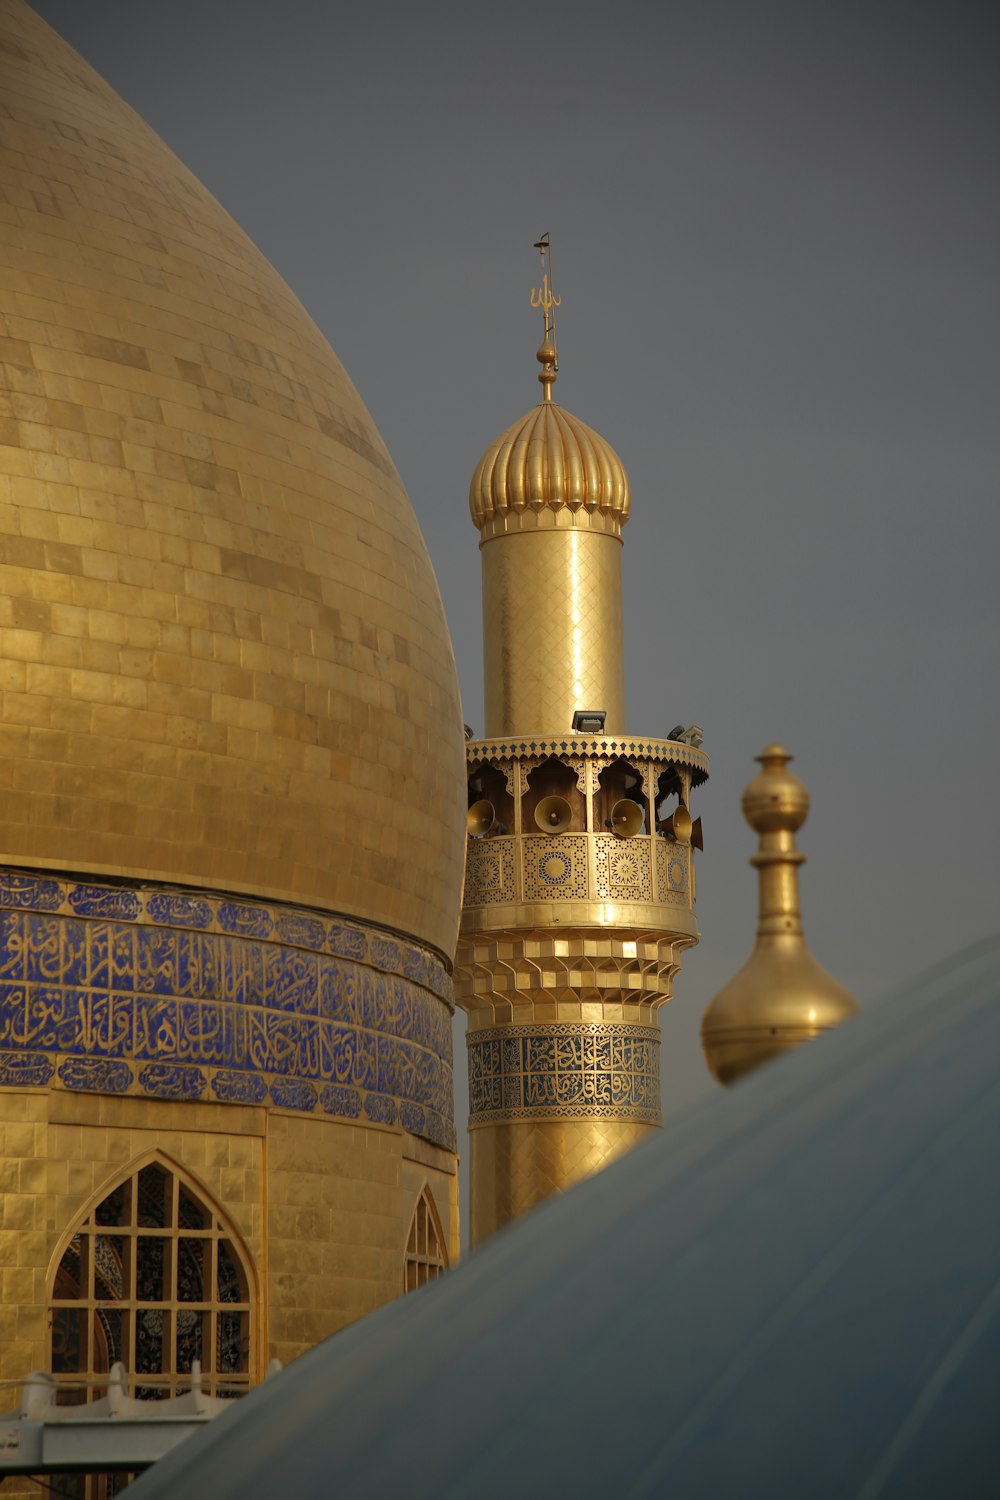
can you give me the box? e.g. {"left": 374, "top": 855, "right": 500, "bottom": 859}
{"left": 469, "top": 1119, "right": 656, "bottom": 1247}
{"left": 753, "top": 835, "right": 806, "bottom": 935}
{"left": 481, "top": 530, "right": 625, "bottom": 736}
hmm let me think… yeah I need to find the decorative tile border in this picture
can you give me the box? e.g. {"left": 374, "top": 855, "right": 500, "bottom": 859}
{"left": 0, "top": 872, "right": 456, "bottom": 1152}
{"left": 467, "top": 1022, "right": 661, "bottom": 1126}
{"left": 0, "top": 873, "right": 452, "bottom": 1004}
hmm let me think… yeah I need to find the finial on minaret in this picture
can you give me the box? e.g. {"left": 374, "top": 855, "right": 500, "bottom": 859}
{"left": 701, "top": 744, "right": 858, "bottom": 1086}
{"left": 530, "top": 232, "right": 559, "bottom": 400}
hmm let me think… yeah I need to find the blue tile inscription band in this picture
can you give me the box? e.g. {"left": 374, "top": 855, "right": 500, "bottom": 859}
{"left": 467, "top": 1022, "right": 661, "bottom": 1125}
{"left": 0, "top": 871, "right": 455, "bottom": 1152}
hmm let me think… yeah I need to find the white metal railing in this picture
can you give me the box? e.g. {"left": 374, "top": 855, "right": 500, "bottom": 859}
{"left": 0, "top": 1358, "right": 281, "bottom": 1476}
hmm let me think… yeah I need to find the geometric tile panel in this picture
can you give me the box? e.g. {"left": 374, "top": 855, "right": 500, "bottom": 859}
{"left": 0, "top": 870, "right": 455, "bottom": 1151}
{"left": 463, "top": 838, "right": 516, "bottom": 906}
{"left": 593, "top": 833, "right": 653, "bottom": 901}
{"left": 655, "top": 840, "right": 689, "bottom": 904}
{"left": 521, "top": 836, "right": 590, "bottom": 901}
{"left": 464, "top": 830, "right": 693, "bottom": 913}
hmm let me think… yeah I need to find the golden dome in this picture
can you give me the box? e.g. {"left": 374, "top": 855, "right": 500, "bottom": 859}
{"left": 469, "top": 341, "right": 630, "bottom": 538}
{"left": 0, "top": 0, "right": 465, "bottom": 956}
{"left": 702, "top": 746, "right": 858, "bottom": 1085}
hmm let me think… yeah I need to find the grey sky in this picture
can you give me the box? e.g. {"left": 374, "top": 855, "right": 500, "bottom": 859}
{"left": 30, "top": 1, "right": 1000, "bottom": 1156}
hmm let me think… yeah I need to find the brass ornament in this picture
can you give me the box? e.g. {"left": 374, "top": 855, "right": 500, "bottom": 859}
{"left": 701, "top": 745, "right": 858, "bottom": 1086}
{"left": 530, "top": 231, "right": 561, "bottom": 388}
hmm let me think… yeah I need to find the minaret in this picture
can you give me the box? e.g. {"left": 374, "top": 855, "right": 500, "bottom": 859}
{"left": 701, "top": 745, "right": 858, "bottom": 1085}
{"left": 454, "top": 240, "right": 708, "bottom": 1245}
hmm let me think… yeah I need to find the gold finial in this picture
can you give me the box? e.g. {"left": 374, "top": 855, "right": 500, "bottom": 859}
{"left": 530, "top": 232, "right": 560, "bottom": 401}
{"left": 700, "top": 745, "right": 858, "bottom": 1085}
{"left": 742, "top": 745, "right": 810, "bottom": 936}
{"left": 742, "top": 743, "right": 810, "bottom": 842}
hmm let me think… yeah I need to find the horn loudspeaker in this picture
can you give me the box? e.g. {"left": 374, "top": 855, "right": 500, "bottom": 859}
{"left": 610, "top": 799, "right": 644, "bottom": 838}
{"left": 467, "top": 800, "right": 498, "bottom": 838}
{"left": 534, "top": 795, "right": 573, "bottom": 834}
{"left": 660, "top": 806, "right": 693, "bottom": 843}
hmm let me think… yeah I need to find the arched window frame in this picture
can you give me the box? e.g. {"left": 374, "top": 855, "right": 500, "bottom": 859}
{"left": 47, "top": 1151, "right": 259, "bottom": 1401}
{"left": 403, "top": 1184, "right": 448, "bottom": 1293}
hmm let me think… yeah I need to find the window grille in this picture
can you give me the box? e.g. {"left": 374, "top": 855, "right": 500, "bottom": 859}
{"left": 50, "top": 1157, "right": 254, "bottom": 1406}
{"left": 404, "top": 1186, "right": 448, "bottom": 1293}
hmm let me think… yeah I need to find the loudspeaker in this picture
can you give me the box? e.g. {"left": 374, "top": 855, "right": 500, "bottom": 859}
{"left": 691, "top": 816, "right": 704, "bottom": 851}
{"left": 534, "top": 795, "right": 573, "bottom": 833}
{"left": 659, "top": 805, "right": 693, "bottom": 843}
{"left": 467, "top": 799, "right": 498, "bottom": 838}
{"left": 610, "top": 799, "right": 644, "bottom": 838}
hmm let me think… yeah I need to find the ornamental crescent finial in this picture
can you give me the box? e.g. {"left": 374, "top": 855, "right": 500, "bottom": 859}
{"left": 530, "top": 232, "right": 559, "bottom": 400}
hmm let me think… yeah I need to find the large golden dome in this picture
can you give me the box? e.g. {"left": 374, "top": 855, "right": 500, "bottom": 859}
{"left": 0, "top": 0, "right": 465, "bottom": 954}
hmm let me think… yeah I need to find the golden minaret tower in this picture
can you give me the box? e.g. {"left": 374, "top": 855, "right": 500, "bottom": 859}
{"left": 701, "top": 745, "right": 858, "bottom": 1085}
{"left": 454, "top": 240, "right": 709, "bottom": 1245}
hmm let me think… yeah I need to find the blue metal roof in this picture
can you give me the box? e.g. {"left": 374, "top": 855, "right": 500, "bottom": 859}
{"left": 131, "top": 932, "right": 1000, "bottom": 1500}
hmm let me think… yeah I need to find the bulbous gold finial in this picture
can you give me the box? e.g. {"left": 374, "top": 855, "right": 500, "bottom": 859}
{"left": 536, "top": 336, "right": 558, "bottom": 400}
{"left": 701, "top": 745, "right": 858, "bottom": 1086}
{"left": 741, "top": 744, "right": 809, "bottom": 835}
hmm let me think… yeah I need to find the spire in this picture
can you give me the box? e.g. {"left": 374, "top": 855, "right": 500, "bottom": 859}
{"left": 701, "top": 745, "right": 858, "bottom": 1086}
{"left": 530, "top": 233, "right": 559, "bottom": 401}
{"left": 744, "top": 744, "right": 809, "bottom": 939}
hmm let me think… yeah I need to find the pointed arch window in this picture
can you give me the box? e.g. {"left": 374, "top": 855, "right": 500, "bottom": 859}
{"left": 50, "top": 1158, "right": 254, "bottom": 1401}
{"left": 404, "top": 1186, "right": 448, "bottom": 1293}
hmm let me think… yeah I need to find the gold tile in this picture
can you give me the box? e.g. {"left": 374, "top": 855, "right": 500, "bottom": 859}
{"left": 0, "top": 1, "right": 466, "bottom": 955}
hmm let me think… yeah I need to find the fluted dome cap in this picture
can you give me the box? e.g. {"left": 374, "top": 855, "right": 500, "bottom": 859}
{"left": 470, "top": 342, "right": 630, "bottom": 539}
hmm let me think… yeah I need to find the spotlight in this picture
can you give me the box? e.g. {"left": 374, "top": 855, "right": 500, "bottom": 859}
{"left": 668, "top": 723, "right": 705, "bottom": 748}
